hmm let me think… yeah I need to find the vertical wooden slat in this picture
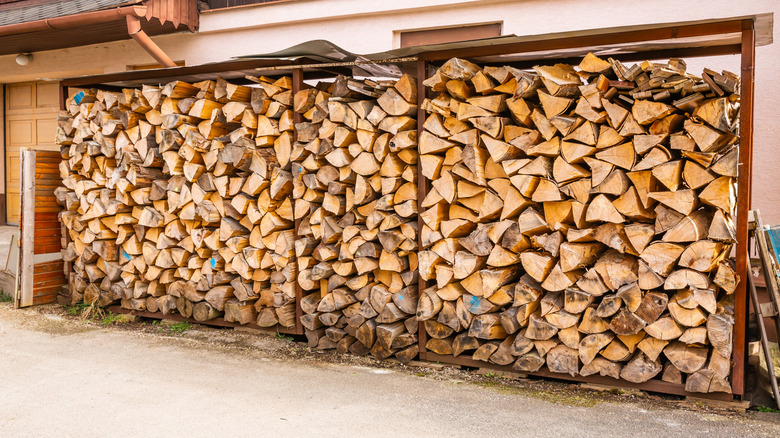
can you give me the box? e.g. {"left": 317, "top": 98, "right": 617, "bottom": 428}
{"left": 59, "top": 83, "right": 73, "bottom": 298}
{"left": 0, "top": 84, "right": 4, "bottom": 227}
{"left": 292, "top": 64, "right": 304, "bottom": 335}
{"left": 191, "top": 0, "right": 199, "bottom": 31}
{"left": 732, "top": 18, "right": 755, "bottom": 398}
{"left": 58, "top": 84, "right": 68, "bottom": 115}
{"left": 146, "top": 0, "right": 155, "bottom": 21}
{"left": 17, "top": 148, "right": 35, "bottom": 308}
{"left": 175, "top": 0, "right": 183, "bottom": 28}
{"left": 416, "top": 57, "right": 428, "bottom": 360}
{"left": 168, "top": 0, "right": 177, "bottom": 28}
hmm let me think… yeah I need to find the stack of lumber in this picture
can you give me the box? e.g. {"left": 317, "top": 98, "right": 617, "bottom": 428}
{"left": 417, "top": 54, "right": 739, "bottom": 393}
{"left": 293, "top": 74, "right": 420, "bottom": 362}
{"left": 55, "top": 75, "right": 299, "bottom": 328}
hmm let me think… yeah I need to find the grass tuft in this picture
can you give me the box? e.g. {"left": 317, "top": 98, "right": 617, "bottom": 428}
{"left": 275, "top": 332, "right": 294, "bottom": 341}
{"left": 65, "top": 301, "right": 106, "bottom": 321}
{"left": 101, "top": 312, "right": 131, "bottom": 325}
{"left": 168, "top": 322, "right": 192, "bottom": 333}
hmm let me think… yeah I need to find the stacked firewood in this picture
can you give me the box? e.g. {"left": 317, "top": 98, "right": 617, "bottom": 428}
{"left": 293, "top": 75, "right": 420, "bottom": 362}
{"left": 417, "top": 54, "right": 739, "bottom": 393}
{"left": 56, "top": 75, "right": 298, "bottom": 328}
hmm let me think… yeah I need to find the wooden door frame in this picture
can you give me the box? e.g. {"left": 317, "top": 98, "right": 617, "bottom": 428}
{"left": 4, "top": 81, "right": 60, "bottom": 226}
{"left": 0, "top": 83, "right": 6, "bottom": 226}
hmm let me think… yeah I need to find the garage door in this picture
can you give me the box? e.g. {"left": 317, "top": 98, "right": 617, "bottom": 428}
{"left": 5, "top": 81, "right": 60, "bottom": 224}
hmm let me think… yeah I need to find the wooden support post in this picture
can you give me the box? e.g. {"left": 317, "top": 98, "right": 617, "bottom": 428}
{"left": 59, "top": 83, "right": 74, "bottom": 298}
{"left": 416, "top": 56, "right": 429, "bottom": 360}
{"left": 732, "top": 18, "right": 755, "bottom": 398}
{"left": 292, "top": 64, "right": 305, "bottom": 335}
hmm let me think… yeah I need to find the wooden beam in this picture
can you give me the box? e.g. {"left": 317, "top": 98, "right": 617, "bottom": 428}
{"left": 732, "top": 18, "right": 755, "bottom": 398}
{"left": 421, "top": 20, "right": 745, "bottom": 61}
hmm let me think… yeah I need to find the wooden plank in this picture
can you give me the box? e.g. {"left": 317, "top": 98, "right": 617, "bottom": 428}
{"left": 732, "top": 19, "right": 755, "bottom": 398}
{"left": 32, "top": 281, "right": 65, "bottom": 290}
{"left": 416, "top": 58, "right": 430, "bottom": 360}
{"left": 292, "top": 65, "right": 305, "bottom": 336}
{"left": 32, "top": 294, "right": 59, "bottom": 306}
{"left": 33, "top": 280, "right": 67, "bottom": 290}
{"left": 33, "top": 229, "right": 62, "bottom": 238}
{"left": 33, "top": 209, "right": 64, "bottom": 215}
{"left": 424, "top": 352, "right": 734, "bottom": 401}
{"left": 34, "top": 213, "right": 60, "bottom": 221}
{"left": 107, "top": 305, "right": 300, "bottom": 335}
{"left": 32, "top": 282, "right": 66, "bottom": 291}
{"left": 34, "top": 245, "right": 63, "bottom": 254}
{"left": 33, "top": 261, "right": 63, "bottom": 273}
{"left": 748, "top": 274, "right": 780, "bottom": 408}
{"left": 34, "top": 237, "right": 61, "bottom": 246}
{"left": 421, "top": 20, "right": 744, "bottom": 61}
{"left": 32, "top": 271, "right": 66, "bottom": 282}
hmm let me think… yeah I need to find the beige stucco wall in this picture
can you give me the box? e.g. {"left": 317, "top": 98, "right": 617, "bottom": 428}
{"left": 0, "top": 0, "right": 777, "bottom": 221}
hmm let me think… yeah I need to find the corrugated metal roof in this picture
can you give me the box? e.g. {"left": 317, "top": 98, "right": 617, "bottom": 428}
{"left": 0, "top": 0, "right": 140, "bottom": 27}
{"left": 235, "top": 13, "right": 772, "bottom": 77}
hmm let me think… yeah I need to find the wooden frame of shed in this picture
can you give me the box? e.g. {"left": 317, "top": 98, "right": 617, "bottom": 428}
{"left": 411, "top": 18, "right": 759, "bottom": 402}
{"left": 55, "top": 15, "right": 766, "bottom": 401}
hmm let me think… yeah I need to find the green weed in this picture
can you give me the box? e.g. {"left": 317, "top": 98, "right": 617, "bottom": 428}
{"left": 168, "top": 322, "right": 192, "bottom": 333}
{"left": 66, "top": 301, "right": 103, "bottom": 320}
{"left": 101, "top": 312, "right": 128, "bottom": 325}
{"left": 755, "top": 405, "right": 780, "bottom": 413}
{"left": 275, "top": 332, "right": 294, "bottom": 341}
{"left": 0, "top": 289, "right": 12, "bottom": 302}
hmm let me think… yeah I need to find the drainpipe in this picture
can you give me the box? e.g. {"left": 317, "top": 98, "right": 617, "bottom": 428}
{"left": 125, "top": 15, "right": 177, "bottom": 68}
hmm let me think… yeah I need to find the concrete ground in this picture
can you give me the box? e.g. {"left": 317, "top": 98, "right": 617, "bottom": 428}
{"left": 0, "top": 225, "right": 19, "bottom": 271}
{"left": 0, "top": 225, "right": 19, "bottom": 299}
{"left": 0, "top": 303, "right": 779, "bottom": 438}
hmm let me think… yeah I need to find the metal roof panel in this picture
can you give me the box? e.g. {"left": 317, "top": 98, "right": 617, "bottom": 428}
{"left": 0, "top": 0, "right": 140, "bottom": 27}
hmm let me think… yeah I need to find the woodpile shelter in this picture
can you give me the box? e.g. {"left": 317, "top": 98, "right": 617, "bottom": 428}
{"left": 7, "top": 11, "right": 775, "bottom": 403}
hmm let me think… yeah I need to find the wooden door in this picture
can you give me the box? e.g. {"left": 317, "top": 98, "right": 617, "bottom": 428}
{"left": 16, "top": 149, "right": 65, "bottom": 308}
{"left": 4, "top": 81, "right": 60, "bottom": 224}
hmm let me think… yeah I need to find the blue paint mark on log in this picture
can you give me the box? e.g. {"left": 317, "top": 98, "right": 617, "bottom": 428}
{"left": 211, "top": 258, "right": 216, "bottom": 268}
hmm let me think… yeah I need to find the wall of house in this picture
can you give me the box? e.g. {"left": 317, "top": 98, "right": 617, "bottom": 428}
{"left": 0, "top": 0, "right": 777, "bottom": 222}
{"left": 0, "top": 85, "right": 4, "bottom": 197}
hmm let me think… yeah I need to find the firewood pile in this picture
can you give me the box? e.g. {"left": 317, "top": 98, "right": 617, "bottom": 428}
{"left": 55, "top": 75, "right": 298, "bottom": 328}
{"left": 416, "top": 54, "right": 739, "bottom": 393}
{"left": 53, "top": 51, "right": 743, "bottom": 393}
{"left": 292, "top": 74, "right": 420, "bottom": 362}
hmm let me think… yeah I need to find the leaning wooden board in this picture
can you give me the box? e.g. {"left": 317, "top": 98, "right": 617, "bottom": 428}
{"left": 55, "top": 52, "right": 740, "bottom": 394}
{"left": 16, "top": 149, "right": 66, "bottom": 307}
{"left": 416, "top": 55, "right": 738, "bottom": 394}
